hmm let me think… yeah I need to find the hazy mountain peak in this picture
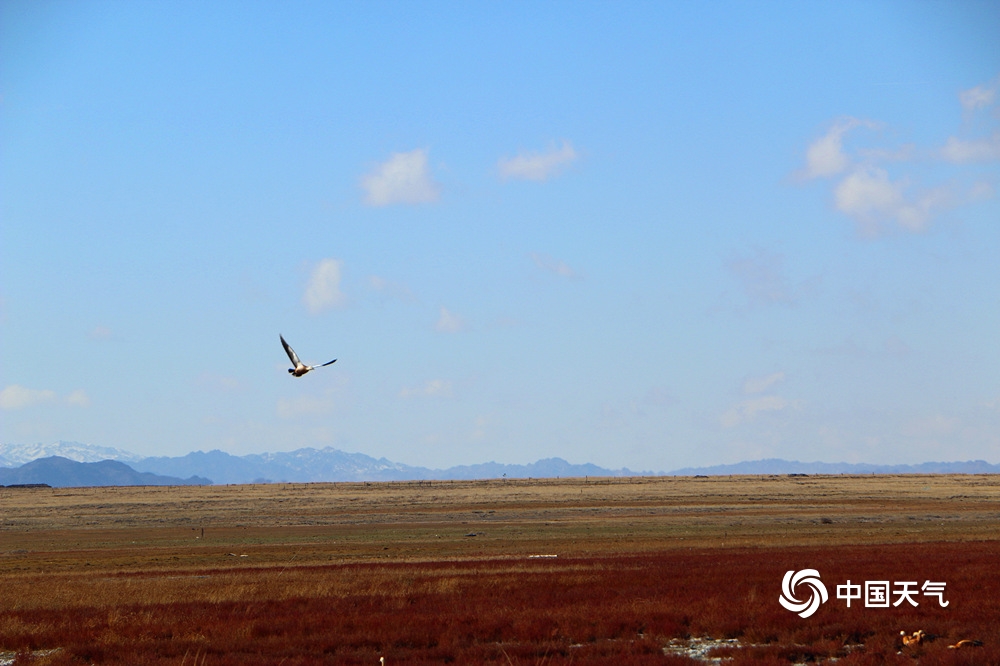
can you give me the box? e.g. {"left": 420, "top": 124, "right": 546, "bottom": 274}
{"left": 0, "top": 441, "right": 144, "bottom": 467}
{"left": 0, "top": 456, "right": 211, "bottom": 487}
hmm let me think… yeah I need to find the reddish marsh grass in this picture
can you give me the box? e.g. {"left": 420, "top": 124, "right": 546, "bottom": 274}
{"left": 2, "top": 541, "right": 998, "bottom": 664}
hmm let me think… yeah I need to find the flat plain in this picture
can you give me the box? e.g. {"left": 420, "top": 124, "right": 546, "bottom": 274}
{"left": 1, "top": 474, "right": 998, "bottom": 664}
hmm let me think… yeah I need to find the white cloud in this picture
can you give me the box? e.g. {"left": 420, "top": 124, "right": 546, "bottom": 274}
{"left": 399, "top": 379, "right": 453, "bottom": 399}
{"left": 360, "top": 149, "right": 439, "bottom": 206}
{"left": 856, "top": 144, "right": 917, "bottom": 163}
{"left": 66, "top": 389, "right": 91, "bottom": 407}
{"left": 303, "top": 258, "right": 346, "bottom": 314}
{"left": 799, "top": 118, "right": 878, "bottom": 180}
{"left": 833, "top": 167, "right": 952, "bottom": 236}
{"left": 959, "top": 75, "right": 999, "bottom": 112}
{"left": 941, "top": 132, "right": 1000, "bottom": 163}
{"left": 743, "top": 372, "right": 785, "bottom": 395}
{"left": 498, "top": 140, "right": 578, "bottom": 182}
{"left": 529, "top": 252, "right": 581, "bottom": 279}
{"left": 835, "top": 166, "right": 902, "bottom": 218}
{"left": 434, "top": 306, "right": 465, "bottom": 333}
{"left": 894, "top": 187, "right": 953, "bottom": 232}
{"left": 0, "top": 385, "right": 57, "bottom": 410}
{"left": 799, "top": 79, "right": 1000, "bottom": 237}
{"left": 721, "top": 395, "right": 790, "bottom": 428}
{"left": 0, "top": 385, "right": 91, "bottom": 409}
{"left": 942, "top": 74, "right": 1000, "bottom": 163}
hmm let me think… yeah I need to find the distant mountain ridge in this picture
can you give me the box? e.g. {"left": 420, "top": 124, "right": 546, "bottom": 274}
{"left": 0, "top": 442, "right": 638, "bottom": 485}
{"left": 134, "top": 448, "right": 427, "bottom": 484}
{"left": 0, "top": 456, "right": 211, "bottom": 488}
{"left": 131, "top": 448, "right": 636, "bottom": 484}
{"left": 1, "top": 442, "right": 997, "bottom": 487}
{"left": 667, "top": 458, "right": 1000, "bottom": 476}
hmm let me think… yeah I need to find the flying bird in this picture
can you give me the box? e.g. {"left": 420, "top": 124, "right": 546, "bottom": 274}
{"left": 280, "top": 334, "right": 336, "bottom": 377}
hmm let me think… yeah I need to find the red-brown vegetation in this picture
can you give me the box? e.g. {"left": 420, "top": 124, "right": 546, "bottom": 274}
{"left": 2, "top": 541, "right": 998, "bottom": 664}
{"left": 3, "top": 476, "right": 998, "bottom": 663}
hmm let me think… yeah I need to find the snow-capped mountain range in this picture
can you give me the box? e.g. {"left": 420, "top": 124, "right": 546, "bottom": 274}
{"left": 0, "top": 441, "right": 146, "bottom": 466}
{"left": 2, "top": 442, "right": 997, "bottom": 487}
{"left": 0, "top": 441, "right": 636, "bottom": 485}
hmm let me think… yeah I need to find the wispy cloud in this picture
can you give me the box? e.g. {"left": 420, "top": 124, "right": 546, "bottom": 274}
{"left": 596, "top": 387, "right": 678, "bottom": 430}
{"left": 901, "top": 413, "right": 960, "bottom": 437}
{"left": 795, "top": 76, "right": 1000, "bottom": 237}
{"left": 813, "top": 336, "right": 912, "bottom": 359}
{"left": 833, "top": 167, "right": 952, "bottom": 235}
{"left": 0, "top": 385, "right": 57, "bottom": 410}
{"left": 0, "top": 385, "right": 92, "bottom": 409}
{"left": 529, "top": 252, "right": 582, "bottom": 279}
{"left": 361, "top": 149, "right": 440, "bottom": 206}
{"left": 969, "top": 180, "right": 995, "bottom": 202}
{"left": 303, "top": 258, "right": 346, "bottom": 314}
{"left": 941, "top": 132, "right": 1000, "bottom": 163}
{"left": 959, "top": 74, "right": 1000, "bottom": 113}
{"left": 944, "top": 75, "right": 1000, "bottom": 162}
{"left": 434, "top": 306, "right": 465, "bottom": 333}
{"left": 721, "top": 372, "right": 795, "bottom": 427}
{"left": 277, "top": 392, "right": 336, "bottom": 419}
{"left": 742, "top": 371, "right": 785, "bottom": 395}
{"left": 399, "top": 378, "right": 453, "bottom": 399}
{"left": 721, "top": 395, "right": 791, "bottom": 428}
{"left": 727, "top": 249, "right": 811, "bottom": 307}
{"left": 471, "top": 414, "right": 491, "bottom": 441}
{"left": 498, "top": 140, "right": 578, "bottom": 182}
{"left": 276, "top": 377, "right": 348, "bottom": 418}
{"left": 798, "top": 117, "right": 880, "bottom": 180}
{"left": 66, "top": 389, "right": 91, "bottom": 407}
{"left": 368, "top": 275, "right": 416, "bottom": 302}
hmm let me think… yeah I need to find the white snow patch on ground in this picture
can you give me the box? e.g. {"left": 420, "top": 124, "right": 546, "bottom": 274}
{"left": 663, "top": 637, "right": 741, "bottom": 662}
{"left": 0, "top": 649, "right": 61, "bottom": 664}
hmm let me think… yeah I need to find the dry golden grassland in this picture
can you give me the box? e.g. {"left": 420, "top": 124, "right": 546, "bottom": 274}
{"left": 1, "top": 474, "right": 998, "bottom": 664}
{"left": 5, "top": 474, "right": 999, "bottom": 559}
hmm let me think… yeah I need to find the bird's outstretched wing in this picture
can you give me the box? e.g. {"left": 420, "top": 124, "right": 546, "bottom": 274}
{"left": 319, "top": 359, "right": 337, "bottom": 367}
{"left": 280, "top": 335, "right": 302, "bottom": 366}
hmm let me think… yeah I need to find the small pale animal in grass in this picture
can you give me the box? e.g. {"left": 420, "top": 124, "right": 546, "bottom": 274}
{"left": 900, "top": 629, "right": 926, "bottom": 647}
{"left": 280, "top": 334, "right": 336, "bottom": 377}
{"left": 948, "top": 639, "right": 983, "bottom": 649}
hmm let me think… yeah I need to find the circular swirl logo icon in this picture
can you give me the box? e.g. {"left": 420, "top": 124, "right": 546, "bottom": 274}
{"left": 779, "top": 569, "right": 829, "bottom": 618}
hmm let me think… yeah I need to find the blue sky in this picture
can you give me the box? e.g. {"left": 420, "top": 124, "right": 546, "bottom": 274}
{"left": 2, "top": 1, "right": 998, "bottom": 471}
